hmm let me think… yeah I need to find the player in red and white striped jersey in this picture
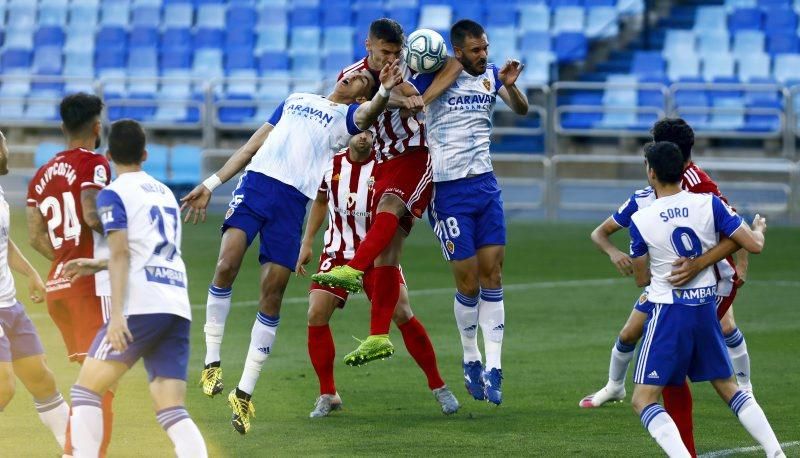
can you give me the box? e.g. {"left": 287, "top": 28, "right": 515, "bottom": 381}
{"left": 312, "top": 19, "right": 463, "bottom": 364}
{"left": 297, "top": 131, "right": 459, "bottom": 417}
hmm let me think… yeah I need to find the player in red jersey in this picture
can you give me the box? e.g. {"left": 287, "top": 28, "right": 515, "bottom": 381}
{"left": 25, "top": 93, "right": 115, "bottom": 457}
{"left": 312, "top": 19, "right": 462, "bottom": 365}
{"left": 578, "top": 119, "right": 753, "bottom": 457}
{"left": 298, "top": 131, "right": 459, "bottom": 417}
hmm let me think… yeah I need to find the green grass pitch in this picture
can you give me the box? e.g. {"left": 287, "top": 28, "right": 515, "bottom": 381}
{"left": 1, "top": 210, "right": 798, "bottom": 457}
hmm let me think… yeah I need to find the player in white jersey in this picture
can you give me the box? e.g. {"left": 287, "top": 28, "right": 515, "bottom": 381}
{"left": 63, "top": 121, "right": 207, "bottom": 458}
{"left": 297, "top": 131, "right": 458, "bottom": 418}
{"left": 626, "top": 142, "right": 783, "bottom": 458}
{"left": 406, "top": 20, "right": 529, "bottom": 405}
{"left": 0, "top": 129, "right": 70, "bottom": 451}
{"left": 180, "top": 60, "right": 404, "bottom": 434}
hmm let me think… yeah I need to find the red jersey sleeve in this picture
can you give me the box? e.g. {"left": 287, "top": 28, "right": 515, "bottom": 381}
{"left": 26, "top": 168, "right": 42, "bottom": 208}
{"left": 683, "top": 164, "right": 731, "bottom": 205}
{"left": 78, "top": 154, "right": 111, "bottom": 191}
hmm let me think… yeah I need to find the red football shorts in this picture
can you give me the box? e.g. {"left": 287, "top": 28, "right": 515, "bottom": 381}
{"left": 372, "top": 147, "right": 433, "bottom": 234}
{"left": 309, "top": 254, "right": 406, "bottom": 307}
{"left": 47, "top": 294, "right": 109, "bottom": 363}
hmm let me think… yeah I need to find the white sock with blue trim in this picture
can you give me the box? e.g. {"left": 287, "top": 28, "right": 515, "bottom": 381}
{"left": 640, "top": 403, "right": 691, "bottom": 457}
{"left": 608, "top": 338, "right": 636, "bottom": 388}
{"left": 479, "top": 288, "right": 505, "bottom": 370}
{"left": 238, "top": 312, "right": 279, "bottom": 395}
{"left": 729, "top": 390, "right": 784, "bottom": 456}
{"left": 34, "top": 392, "right": 69, "bottom": 448}
{"left": 724, "top": 328, "right": 752, "bottom": 390}
{"left": 204, "top": 285, "right": 232, "bottom": 365}
{"left": 454, "top": 291, "right": 481, "bottom": 363}
{"left": 157, "top": 407, "right": 208, "bottom": 458}
{"left": 70, "top": 385, "right": 103, "bottom": 458}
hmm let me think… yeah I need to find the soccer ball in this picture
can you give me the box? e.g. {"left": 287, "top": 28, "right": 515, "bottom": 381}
{"left": 404, "top": 29, "right": 448, "bottom": 74}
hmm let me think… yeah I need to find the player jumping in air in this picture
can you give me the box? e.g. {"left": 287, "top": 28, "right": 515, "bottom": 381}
{"left": 311, "top": 19, "right": 462, "bottom": 366}
{"left": 0, "top": 129, "right": 70, "bottom": 451}
{"left": 626, "top": 141, "right": 783, "bottom": 457}
{"left": 25, "top": 93, "right": 115, "bottom": 456}
{"left": 180, "top": 60, "right": 406, "bottom": 434}
{"left": 297, "top": 131, "right": 458, "bottom": 417}
{"left": 407, "top": 20, "right": 529, "bottom": 405}
{"left": 579, "top": 118, "right": 753, "bottom": 455}
{"left": 63, "top": 120, "right": 207, "bottom": 458}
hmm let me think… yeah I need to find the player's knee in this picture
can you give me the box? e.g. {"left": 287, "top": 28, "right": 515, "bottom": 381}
{"left": 479, "top": 268, "right": 502, "bottom": 290}
{"left": 720, "top": 315, "right": 736, "bottom": 336}
{"left": 630, "top": 392, "right": 650, "bottom": 414}
{"left": 24, "top": 366, "right": 57, "bottom": 399}
{"left": 618, "top": 328, "right": 640, "bottom": 346}
{"left": 307, "top": 306, "right": 330, "bottom": 326}
{"left": 213, "top": 258, "right": 240, "bottom": 286}
{"left": 0, "top": 378, "right": 15, "bottom": 410}
{"left": 392, "top": 302, "right": 413, "bottom": 325}
{"left": 377, "top": 194, "right": 406, "bottom": 217}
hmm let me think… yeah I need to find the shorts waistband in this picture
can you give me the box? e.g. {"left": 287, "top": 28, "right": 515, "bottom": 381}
{"left": 245, "top": 171, "right": 308, "bottom": 201}
{"left": 439, "top": 171, "right": 495, "bottom": 186}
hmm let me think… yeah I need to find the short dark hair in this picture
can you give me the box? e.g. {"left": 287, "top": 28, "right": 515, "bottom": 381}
{"left": 645, "top": 141, "right": 684, "bottom": 184}
{"left": 450, "top": 19, "right": 485, "bottom": 48}
{"left": 108, "top": 119, "right": 146, "bottom": 165}
{"left": 60, "top": 93, "right": 103, "bottom": 136}
{"left": 369, "top": 18, "right": 404, "bottom": 45}
{"left": 651, "top": 118, "right": 694, "bottom": 162}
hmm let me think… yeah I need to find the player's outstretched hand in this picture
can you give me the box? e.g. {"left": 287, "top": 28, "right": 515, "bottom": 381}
{"left": 180, "top": 184, "right": 212, "bottom": 224}
{"left": 107, "top": 315, "right": 133, "bottom": 353}
{"left": 499, "top": 59, "right": 525, "bottom": 87}
{"left": 668, "top": 256, "right": 702, "bottom": 287}
{"left": 296, "top": 243, "right": 312, "bottom": 276}
{"left": 751, "top": 213, "right": 767, "bottom": 233}
{"left": 63, "top": 258, "right": 107, "bottom": 282}
{"left": 28, "top": 274, "right": 45, "bottom": 303}
{"left": 609, "top": 251, "right": 633, "bottom": 276}
{"left": 378, "top": 59, "right": 403, "bottom": 91}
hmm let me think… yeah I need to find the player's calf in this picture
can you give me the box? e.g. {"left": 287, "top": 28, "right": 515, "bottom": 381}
{"left": 0, "top": 364, "right": 15, "bottom": 409}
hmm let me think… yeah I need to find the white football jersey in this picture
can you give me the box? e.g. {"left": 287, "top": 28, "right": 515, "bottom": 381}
{"left": 629, "top": 191, "right": 744, "bottom": 305}
{"left": 96, "top": 172, "right": 190, "bottom": 320}
{"left": 0, "top": 186, "right": 16, "bottom": 308}
{"left": 414, "top": 64, "right": 503, "bottom": 182}
{"left": 246, "top": 93, "right": 362, "bottom": 199}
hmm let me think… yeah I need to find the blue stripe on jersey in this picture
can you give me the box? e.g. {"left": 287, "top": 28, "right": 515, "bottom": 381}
{"left": 640, "top": 403, "right": 666, "bottom": 429}
{"left": 256, "top": 311, "right": 280, "bottom": 327}
{"left": 490, "top": 64, "right": 503, "bottom": 94}
{"left": 711, "top": 195, "right": 744, "bottom": 237}
{"left": 268, "top": 101, "right": 285, "bottom": 126}
{"left": 628, "top": 221, "right": 648, "bottom": 258}
{"left": 96, "top": 188, "right": 127, "bottom": 234}
{"left": 345, "top": 103, "right": 361, "bottom": 135}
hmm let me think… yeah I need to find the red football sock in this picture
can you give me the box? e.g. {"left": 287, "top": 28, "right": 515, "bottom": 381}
{"left": 349, "top": 212, "right": 399, "bottom": 272}
{"left": 399, "top": 317, "right": 445, "bottom": 390}
{"left": 362, "top": 267, "right": 376, "bottom": 300}
{"left": 663, "top": 381, "right": 697, "bottom": 457}
{"left": 100, "top": 390, "right": 114, "bottom": 458}
{"left": 370, "top": 266, "right": 400, "bottom": 335}
{"left": 308, "top": 325, "right": 337, "bottom": 395}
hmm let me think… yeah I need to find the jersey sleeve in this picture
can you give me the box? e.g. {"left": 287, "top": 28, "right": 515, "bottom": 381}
{"left": 711, "top": 195, "right": 744, "bottom": 237}
{"left": 409, "top": 71, "right": 436, "bottom": 95}
{"left": 96, "top": 189, "right": 127, "bottom": 235}
{"left": 77, "top": 154, "right": 111, "bottom": 191}
{"left": 345, "top": 103, "right": 362, "bottom": 135}
{"left": 267, "top": 100, "right": 285, "bottom": 126}
{"left": 611, "top": 195, "right": 638, "bottom": 228}
{"left": 491, "top": 65, "right": 504, "bottom": 94}
{"left": 628, "top": 221, "right": 648, "bottom": 258}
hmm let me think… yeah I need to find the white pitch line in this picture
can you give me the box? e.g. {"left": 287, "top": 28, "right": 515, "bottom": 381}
{"left": 699, "top": 440, "right": 800, "bottom": 458}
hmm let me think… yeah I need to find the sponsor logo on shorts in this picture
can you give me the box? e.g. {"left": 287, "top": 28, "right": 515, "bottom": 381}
{"left": 445, "top": 240, "right": 455, "bottom": 254}
{"left": 673, "top": 285, "right": 716, "bottom": 306}
{"left": 145, "top": 266, "right": 186, "bottom": 288}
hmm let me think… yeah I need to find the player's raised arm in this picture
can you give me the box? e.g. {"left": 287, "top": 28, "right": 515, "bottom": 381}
{"left": 180, "top": 120, "right": 275, "bottom": 224}
{"left": 729, "top": 214, "right": 766, "bottom": 254}
{"left": 7, "top": 238, "right": 46, "bottom": 303}
{"left": 497, "top": 59, "right": 529, "bottom": 115}
{"left": 25, "top": 207, "right": 54, "bottom": 261}
{"left": 296, "top": 190, "right": 329, "bottom": 276}
{"left": 628, "top": 221, "right": 651, "bottom": 287}
{"left": 354, "top": 60, "right": 403, "bottom": 130}
{"left": 421, "top": 57, "right": 462, "bottom": 105}
{"left": 590, "top": 217, "right": 633, "bottom": 276}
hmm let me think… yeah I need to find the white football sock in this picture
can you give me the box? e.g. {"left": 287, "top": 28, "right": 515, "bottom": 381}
{"left": 238, "top": 312, "right": 279, "bottom": 395}
{"left": 34, "top": 392, "right": 69, "bottom": 449}
{"left": 729, "top": 391, "right": 783, "bottom": 456}
{"left": 640, "top": 403, "right": 691, "bottom": 458}
{"left": 70, "top": 385, "right": 103, "bottom": 458}
{"left": 157, "top": 407, "right": 208, "bottom": 458}
{"left": 454, "top": 291, "right": 481, "bottom": 363}
{"left": 725, "top": 328, "right": 752, "bottom": 389}
{"left": 608, "top": 338, "right": 636, "bottom": 387}
{"left": 479, "top": 288, "right": 504, "bottom": 370}
{"left": 204, "top": 285, "right": 232, "bottom": 365}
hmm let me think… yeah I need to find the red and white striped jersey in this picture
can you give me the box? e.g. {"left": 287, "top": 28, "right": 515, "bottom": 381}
{"left": 338, "top": 58, "right": 426, "bottom": 162}
{"left": 319, "top": 149, "right": 377, "bottom": 260}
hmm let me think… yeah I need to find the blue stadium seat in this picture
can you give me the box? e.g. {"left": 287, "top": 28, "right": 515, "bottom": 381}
{"left": 1, "top": 49, "right": 33, "bottom": 71}
{"left": 32, "top": 46, "right": 63, "bottom": 75}
{"left": 725, "top": 0, "right": 757, "bottom": 9}
{"left": 259, "top": 51, "right": 290, "bottom": 72}
{"left": 732, "top": 30, "right": 765, "bottom": 58}
{"left": 663, "top": 30, "right": 695, "bottom": 56}
{"left": 195, "top": 28, "right": 225, "bottom": 49}
{"left": 551, "top": 0, "right": 583, "bottom": 6}
{"left": 97, "top": 26, "right": 128, "bottom": 51}
{"left": 132, "top": 5, "right": 161, "bottom": 27}
{"left": 33, "top": 27, "right": 65, "bottom": 48}
{"left": 708, "top": 97, "right": 745, "bottom": 130}
{"left": 386, "top": 5, "right": 419, "bottom": 30}
{"left": 101, "top": 0, "right": 131, "bottom": 27}
{"left": 521, "top": 51, "right": 555, "bottom": 84}
{"left": 354, "top": 5, "right": 385, "bottom": 29}
{"left": 226, "top": 51, "right": 256, "bottom": 71}
{"left": 321, "top": 5, "right": 352, "bottom": 27}
{"left": 63, "top": 51, "right": 95, "bottom": 77}
{"left": 738, "top": 53, "right": 771, "bottom": 81}
{"left": 585, "top": 0, "right": 615, "bottom": 6}
{"left": 193, "top": 49, "right": 224, "bottom": 79}
{"left": 258, "top": 5, "right": 289, "bottom": 29}
{"left": 485, "top": 8, "right": 516, "bottom": 27}
{"left": 419, "top": 5, "right": 452, "bottom": 30}
{"left": 553, "top": 7, "right": 586, "bottom": 33}
{"left": 226, "top": 29, "right": 256, "bottom": 49}
{"left": 519, "top": 4, "right": 551, "bottom": 32}
{"left": 697, "top": 31, "right": 729, "bottom": 57}
{"left": 486, "top": 27, "right": 518, "bottom": 55}
{"left": 3, "top": 30, "right": 34, "bottom": 50}
{"left": 703, "top": 54, "right": 735, "bottom": 81}
{"left": 554, "top": 33, "right": 587, "bottom": 62}
{"left": 291, "top": 52, "right": 323, "bottom": 79}
{"left": 23, "top": 92, "right": 58, "bottom": 121}
{"left": 694, "top": 6, "right": 727, "bottom": 31}
{"left": 600, "top": 76, "right": 638, "bottom": 128}
{"left": 290, "top": 27, "right": 321, "bottom": 52}
{"left": 197, "top": 4, "right": 227, "bottom": 28}
{"left": 164, "top": 3, "right": 194, "bottom": 28}
{"left": 128, "top": 47, "right": 158, "bottom": 71}
{"left": 143, "top": 144, "right": 169, "bottom": 182}
{"left": 631, "top": 51, "right": 666, "bottom": 79}
{"left": 65, "top": 29, "right": 96, "bottom": 53}
{"left": 6, "top": 3, "right": 37, "bottom": 31}
{"left": 128, "top": 28, "right": 157, "bottom": 50}
{"left": 291, "top": 6, "right": 321, "bottom": 27}
{"left": 162, "top": 28, "right": 193, "bottom": 51}
{"left": 99, "top": 68, "right": 127, "bottom": 95}
{"left": 161, "top": 49, "right": 193, "bottom": 70}
{"left": 96, "top": 47, "right": 126, "bottom": 70}
{"left": 170, "top": 145, "right": 203, "bottom": 184}
{"left": 39, "top": 3, "right": 69, "bottom": 27}
{"left": 256, "top": 27, "right": 289, "bottom": 53}
{"left": 323, "top": 27, "right": 355, "bottom": 54}
{"left": 226, "top": 69, "right": 258, "bottom": 95}
{"left": 228, "top": 5, "right": 258, "bottom": 29}
{"left": 452, "top": 0, "right": 483, "bottom": 22}
{"left": 586, "top": 7, "right": 619, "bottom": 38}
{"left": 521, "top": 31, "right": 552, "bottom": 52}
{"left": 728, "top": 8, "right": 763, "bottom": 32}
{"left": 667, "top": 53, "right": 700, "bottom": 81}
{"left": 323, "top": 51, "right": 354, "bottom": 74}
{"left": 160, "top": 70, "right": 193, "bottom": 98}
{"left": 764, "top": 7, "right": 797, "bottom": 31}
{"left": 767, "top": 33, "right": 799, "bottom": 54}
{"left": 773, "top": 53, "right": 800, "bottom": 83}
